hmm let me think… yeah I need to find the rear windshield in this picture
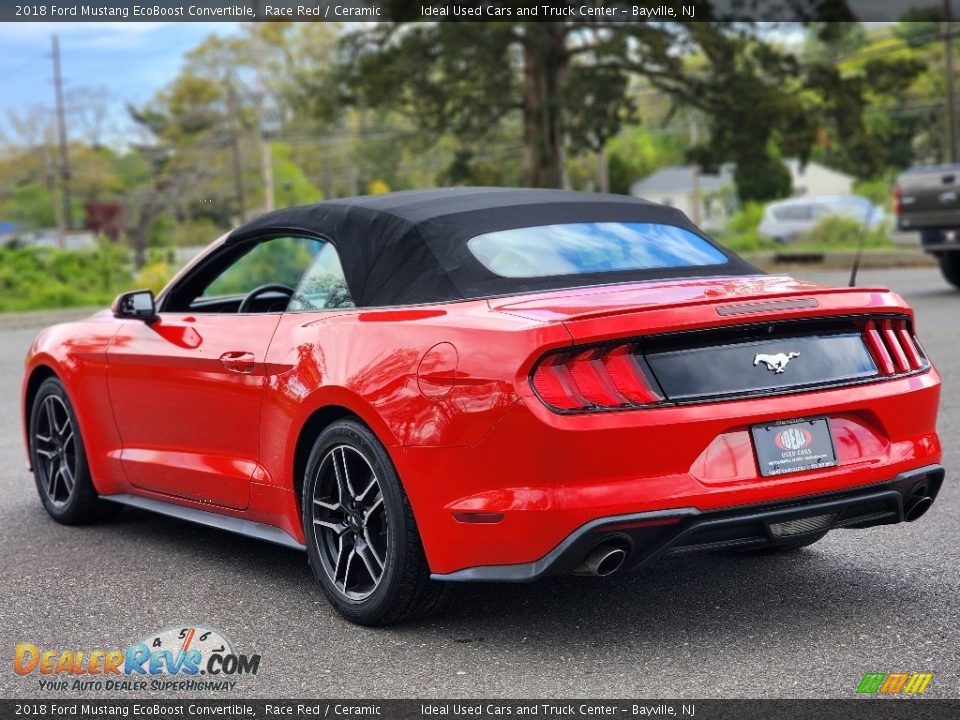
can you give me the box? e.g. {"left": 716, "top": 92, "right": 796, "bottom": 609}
{"left": 467, "top": 222, "right": 729, "bottom": 278}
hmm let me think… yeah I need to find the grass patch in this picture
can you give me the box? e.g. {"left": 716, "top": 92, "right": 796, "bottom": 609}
{"left": 713, "top": 206, "right": 893, "bottom": 255}
{"left": 0, "top": 244, "right": 134, "bottom": 312}
{"left": 792, "top": 216, "right": 892, "bottom": 250}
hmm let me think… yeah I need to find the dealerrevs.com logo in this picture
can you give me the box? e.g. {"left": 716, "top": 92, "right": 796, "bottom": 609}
{"left": 14, "top": 625, "right": 260, "bottom": 692}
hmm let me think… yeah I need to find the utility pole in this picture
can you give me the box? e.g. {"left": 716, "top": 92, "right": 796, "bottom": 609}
{"left": 689, "top": 115, "right": 702, "bottom": 226}
{"left": 597, "top": 144, "right": 609, "bottom": 194}
{"left": 946, "top": 0, "right": 959, "bottom": 163}
{"left": 254, "top": 21, "right": 274, "bottom": 212}
{"left": 51, "top": 35, "right": 72, "bottom": 246}
{"left": 43, "top": 139, "right": 65, "bottom": 244}
{"left": 348, "top": 109, "right": 363, "bottom": 196}
{"left": 225, "top": 73, "right": 247, "bottom": 223}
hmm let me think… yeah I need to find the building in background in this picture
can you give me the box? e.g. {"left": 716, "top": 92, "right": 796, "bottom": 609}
{"left": 785, "top": 159, "right": 854, "bottom": 197}
{"left": 629, "top": 164, "right": 736, "bottom": 230}
{"left": 631, "top": 160, "right": 855, "bottom": 229}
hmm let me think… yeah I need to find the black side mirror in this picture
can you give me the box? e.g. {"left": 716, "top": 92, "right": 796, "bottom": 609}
{"left": 112, "top": 289, "right": 157, "bottom": 322}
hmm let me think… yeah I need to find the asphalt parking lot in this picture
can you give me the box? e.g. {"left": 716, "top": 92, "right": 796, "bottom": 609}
{"left": 0, "top": 266, "right": 957, "bottom": 699}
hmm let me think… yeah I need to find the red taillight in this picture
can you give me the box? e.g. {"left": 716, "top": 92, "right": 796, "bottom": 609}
{"left": 895, "top": 321, "right": 924, "bottom": 369}
{"left": 600, "top": 345, "right": 662, "bottom": 404}
{"left": 530, "top": 355, "right": 588, "bottom": 410}
{"left": 566, "top": 349, "right": 627, "bottom": 407}
{"left": 864, "top": 321, "right": 895, "bottom": 374}
{"left": 893, "top": 184, "right": 901, "bottom": 216}
{"left": 531, "top": 344, "right": 661, "bottom": 412}
{"left": 881, "top": 320, "right": 910, "bottom": 373}
{"left": 862, "top": 318, "right": 925, "bottom": 376}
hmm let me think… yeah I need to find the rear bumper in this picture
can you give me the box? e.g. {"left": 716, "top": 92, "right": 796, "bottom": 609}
{"left": 919, "top": 227, "right": 960, "bottom": 252}
{"left": 898, "top": 213, "right": 960, "bottom": 232}
{"left": 432, "top": 464, "right": 944, "bottom": 582}
{"left": 400, "top": 367, "right": 941, "bottom": 575}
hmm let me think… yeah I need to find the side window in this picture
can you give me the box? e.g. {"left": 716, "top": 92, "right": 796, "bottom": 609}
{"left": 774, "top": 205, "right": 811, "bottom": 222}
{"left": 202, "top": 236, "right": 317, "bottom": 299}
{"left": 288, "top": 242, "right": 354, "bottom": 311}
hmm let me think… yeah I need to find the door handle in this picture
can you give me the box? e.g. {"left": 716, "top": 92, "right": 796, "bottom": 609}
{"left": 219, "top": 351, "right": 256, "bottom": 374}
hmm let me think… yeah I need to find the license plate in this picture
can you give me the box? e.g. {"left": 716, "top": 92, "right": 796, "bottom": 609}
{"left": 751, "top": 417, "right": 838, "bottom": 477}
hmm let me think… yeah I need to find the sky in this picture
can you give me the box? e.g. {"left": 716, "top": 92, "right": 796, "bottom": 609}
{"left": 0, "top": 21, "right": 242, "bottom": 143}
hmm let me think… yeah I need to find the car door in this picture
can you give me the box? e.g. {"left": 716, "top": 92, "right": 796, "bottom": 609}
{"left": 107, "top": 235, "right": 320, "bottom": 510}
{"left": 776, "top": 203, "right": 813, "bottom": 241}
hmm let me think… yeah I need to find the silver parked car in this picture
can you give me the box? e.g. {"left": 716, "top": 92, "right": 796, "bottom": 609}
{"left": 758, "top": 195, "right": 886, "bottom": 243}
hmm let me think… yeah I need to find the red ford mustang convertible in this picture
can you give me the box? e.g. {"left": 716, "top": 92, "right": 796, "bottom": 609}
{"left": 22, "top": 188, "right": 943, "bottom": 624}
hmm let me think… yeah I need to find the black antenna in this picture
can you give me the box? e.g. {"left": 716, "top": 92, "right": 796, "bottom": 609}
{"left": 848, "top": 204, "right": 876, "bottom": 287}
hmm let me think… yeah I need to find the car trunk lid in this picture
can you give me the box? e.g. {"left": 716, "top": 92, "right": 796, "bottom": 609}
{"left": 494, "top": 276, "right": 925, "bottom": 410}
{"left": 488, "top": 275, "right": 902, "bottom": 335}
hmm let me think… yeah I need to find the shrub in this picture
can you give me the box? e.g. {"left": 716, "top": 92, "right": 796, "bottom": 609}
{"left": 796, "top": 216, "right": 892, "bottom": 249}
{"left": 136, "top": 261, "right": 175, "bottom": 294}
{"left": 734, "top": 156, "right": 792, "bottom": 203}
{"left": 726, "top": 202, "right": 765, "bottom": 236}
{"left": 172, "top": 218, "right": 224, "bottom": 248}
{"left": 0, "top": 243, "right": 134, "bottom": 312}
{"left": 712, "top": 202, "right": 778, "bottom": 254}
{"left": 853, "top": 177, "right": 895, "bottom": 210}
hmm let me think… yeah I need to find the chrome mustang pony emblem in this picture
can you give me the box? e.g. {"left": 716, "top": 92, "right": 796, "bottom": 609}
{"left": 753, "top": 351, "right": 800, "bottom": 374}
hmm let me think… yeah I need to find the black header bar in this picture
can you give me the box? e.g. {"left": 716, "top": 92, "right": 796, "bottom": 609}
{"left": 1, "top": 0, "right": 959, "bottom": 23}
{"left": 1, "top": 699, "right": 958, "bottom": 720}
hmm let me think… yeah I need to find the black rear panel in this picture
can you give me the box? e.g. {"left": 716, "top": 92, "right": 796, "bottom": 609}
{"left": 642, "top": 316, "right": 919, "bottom": 403}
{"left": 647, "top": 333, "right": 874, "bottom": 401}
{"left": 528, "top": 314, "right": 928, "bottom": 414}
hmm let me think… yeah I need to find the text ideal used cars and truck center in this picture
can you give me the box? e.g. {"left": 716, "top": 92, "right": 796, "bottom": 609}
{"left": 21, "top": 188, "right": 943, "bottom": 624}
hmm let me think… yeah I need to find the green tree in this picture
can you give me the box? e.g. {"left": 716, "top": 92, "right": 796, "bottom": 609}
{"left": 8, "top": 183, "right": 57, "bottom": 228}
{"left": 563, "top": 67, "right": 634, "bottom": 192}
{"left": 334, "top": 17, "right": 841, "bottom": 197}
{"left": 605, "top": 125, "right": 686, "bottom": 196}
{"left": 799, "top": 22, "right": 941, "bottom": 177}
{"left": 734, "top": 155, "right": 792, "bottom": 203}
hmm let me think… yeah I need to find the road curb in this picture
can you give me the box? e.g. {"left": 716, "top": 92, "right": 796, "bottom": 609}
{"left": 0, "top": 307, "right": 98, "bottom": 331}
{"left": 744, "top": 249, "right": 937, "bottom": 271}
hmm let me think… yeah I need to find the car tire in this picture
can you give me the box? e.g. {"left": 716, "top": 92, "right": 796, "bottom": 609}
{"left": 29, "top": 377, "right": 121, "bottom": 525}
{"left": 938, "top": 253, "right": 960, "bottom": 290}
{"left": 302, "top": 418, "right": 447, "bottom": 625}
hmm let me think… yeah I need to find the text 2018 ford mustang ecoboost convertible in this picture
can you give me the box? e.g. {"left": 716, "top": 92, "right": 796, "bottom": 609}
{"left": 22, "top": 188, "right": 943, "bottom": 624}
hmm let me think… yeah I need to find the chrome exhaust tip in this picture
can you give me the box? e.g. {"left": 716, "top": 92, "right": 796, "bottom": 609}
{"left": 575, "top": 545, "right": 628, "bottom": 577}
{"left": 905, "top": 496, "right": 933, "bottom": 523}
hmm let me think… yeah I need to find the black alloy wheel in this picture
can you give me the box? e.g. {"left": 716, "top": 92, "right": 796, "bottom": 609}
{"left": 302, "top": 419, "right": 447, "bottom": 625}
{"left": 29, "top": 377, "right": 120, "bottom": 524}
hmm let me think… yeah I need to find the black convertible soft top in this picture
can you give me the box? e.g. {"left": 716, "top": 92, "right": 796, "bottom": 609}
{"left": 227, "top": 187, "right": 759, "bottom": 307}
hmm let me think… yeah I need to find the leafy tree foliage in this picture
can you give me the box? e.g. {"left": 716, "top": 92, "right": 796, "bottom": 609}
{"left": 734, "top": 155, "right": 792, "bottom": 203}
{"left": 801, "top": 24, "right": 928, "bottom": 179}
{"left": 335, "top": 17, "right": 836, "bottom": 200}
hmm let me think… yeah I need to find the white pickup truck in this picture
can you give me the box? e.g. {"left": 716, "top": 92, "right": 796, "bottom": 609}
{"left": 895, "top": 164, "right": 960, "bottom": 288}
